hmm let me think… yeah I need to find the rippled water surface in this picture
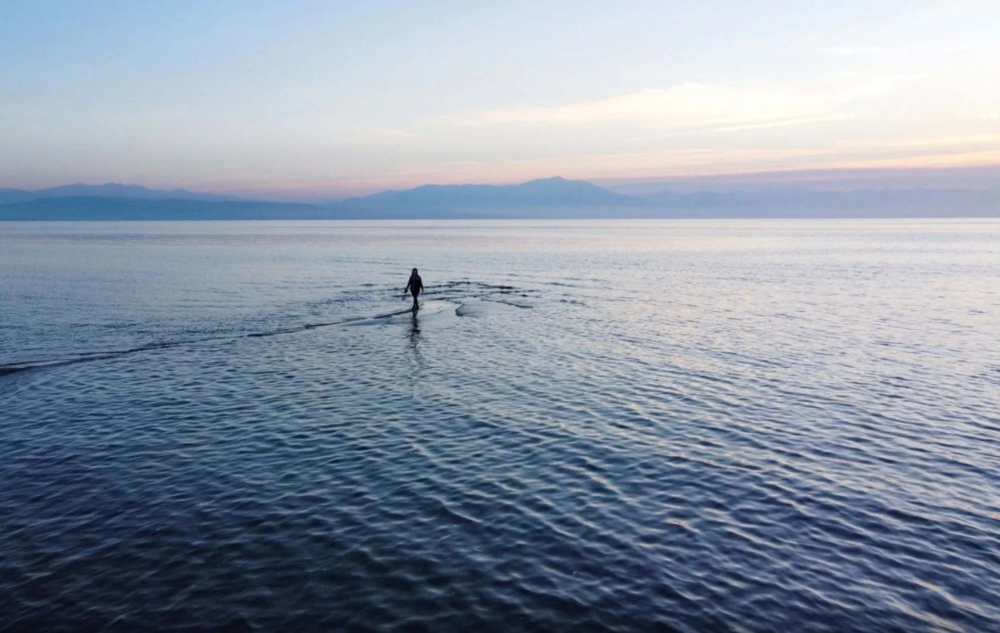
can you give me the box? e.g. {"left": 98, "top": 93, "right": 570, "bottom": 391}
{"left": 2, "top": 220, "right": 998, "bottom": 632}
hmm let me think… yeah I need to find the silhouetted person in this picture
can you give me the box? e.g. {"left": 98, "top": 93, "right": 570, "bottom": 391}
{"left": 403, "top": 267, "right": 423, "bottom": 311}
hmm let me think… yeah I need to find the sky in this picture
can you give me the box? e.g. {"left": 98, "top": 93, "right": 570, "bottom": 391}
{"left": 2, "top": 0, "right": 999, "bottom": 200}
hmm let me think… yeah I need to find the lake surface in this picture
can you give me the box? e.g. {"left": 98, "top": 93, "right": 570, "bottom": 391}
{"left": 1, "top": 220, "right": 998, "bottom": 632}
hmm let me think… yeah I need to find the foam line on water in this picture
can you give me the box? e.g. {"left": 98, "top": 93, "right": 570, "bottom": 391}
{"left": 344, "top": 301, "right": 455, "bottom": 326}
{"left": 0, "top": 339, "right": 210, "bottom": 377}
{"left": 0, "top": 282, "right": 535, "bottom": 375}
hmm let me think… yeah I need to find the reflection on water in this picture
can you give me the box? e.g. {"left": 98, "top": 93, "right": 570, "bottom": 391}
{"left": 407, "top": 309, "right": 424, "bottom": 372}
{"left": 1, "top": 220, "right": 998, "bottom": 632}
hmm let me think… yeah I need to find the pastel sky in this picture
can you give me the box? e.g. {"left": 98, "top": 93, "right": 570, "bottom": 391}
{"left": 2, "top": 0, "right": 999, "bottom": 199}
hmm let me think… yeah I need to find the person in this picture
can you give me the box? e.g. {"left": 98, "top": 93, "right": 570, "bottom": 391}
{"left": 403, "top": 267, "right": 423, "bottom": 311}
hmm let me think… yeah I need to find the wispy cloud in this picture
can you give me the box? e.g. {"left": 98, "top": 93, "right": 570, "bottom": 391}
{"left": 820, "top": 46, "right": 885, "bottom": 56}
{"left": 660, "top": 114, "right": 855, "bottom": 136}
{"left": 819, "top": 43, "right": 994, "bottom": 56}
{"left": 447, "top": 76, "right": 920, "bottom": 133}
{"left": 352, "top": 135, "right": 1000, "bottom": 191}
{"left": 833, "top": 73, "right": 924, "bottom": 101}
{"left": 833, "top": 133, "right": 1000, "bottom": 150}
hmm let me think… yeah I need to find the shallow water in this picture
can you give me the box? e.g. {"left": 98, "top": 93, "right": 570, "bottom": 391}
{"left": 1, "top": 220, "right": 998, "bottom": 632}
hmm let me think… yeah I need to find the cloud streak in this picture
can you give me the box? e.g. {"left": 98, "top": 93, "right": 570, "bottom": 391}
{"left": 448, "top": 76, "right": 921, "bottom": 135}
{"left": 819, "top": 43, "right": 994, "bottom": 57}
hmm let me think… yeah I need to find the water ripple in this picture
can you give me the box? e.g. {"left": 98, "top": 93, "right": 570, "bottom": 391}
{"left": 1, "top": 221, "right": 999, "bottom": 631}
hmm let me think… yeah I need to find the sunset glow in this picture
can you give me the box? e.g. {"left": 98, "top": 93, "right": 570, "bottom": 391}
{"left": 2, "top": 1, "right": 999, "bottom": 199}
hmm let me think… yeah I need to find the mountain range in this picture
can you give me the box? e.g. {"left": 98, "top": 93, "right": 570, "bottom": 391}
{"left": 0, "top": 183, "right": 242, "bottom": 206}
{"left": 1, "top": 177, "right": 998, "bottom": 220}
{"left": 338, "top": 177, "right": 633, "bottom": 208}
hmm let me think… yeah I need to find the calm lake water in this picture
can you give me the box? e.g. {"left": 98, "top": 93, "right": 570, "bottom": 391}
{"left": 1, "top": 220, "right": 998, "bottom": 632}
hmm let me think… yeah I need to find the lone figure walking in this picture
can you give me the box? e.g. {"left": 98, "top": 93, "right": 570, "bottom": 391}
{"left": 403, "top": 267, "right": 423, "bottom": 311}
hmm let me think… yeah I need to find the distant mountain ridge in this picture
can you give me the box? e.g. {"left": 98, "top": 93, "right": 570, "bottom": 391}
{"left": 0, "top": 183, "right": 241, "bottom": 205}
{"left": 332, "top": 177, "right": 1000, "bottom": 218}
{"left": 0, "top": 177, "right": 998, "bottom": 219}
{"left": 0, "top": 197, "right": 318, "bottom": 221}
{"left": 0, "top": 196, "right": 503, "bottom": 221}
{"left": 635, "top": 186, "right": 1000, "bottom": 217}
{"left": 340, "top": 176, "right": 635, "bottom": 208}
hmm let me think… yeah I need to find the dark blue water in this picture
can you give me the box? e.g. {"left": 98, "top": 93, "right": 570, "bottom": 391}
{"left": 2, "top": 220, "right": 998, "bottom": 632}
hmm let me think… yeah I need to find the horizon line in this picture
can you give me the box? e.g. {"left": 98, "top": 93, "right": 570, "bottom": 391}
{"left": 5, "top": 162, "right": 1000, "bottom": 203}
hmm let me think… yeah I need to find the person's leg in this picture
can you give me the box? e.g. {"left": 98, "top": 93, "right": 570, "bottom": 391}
{"left": 412, "top": 291, "right": 419, "bottom": 310}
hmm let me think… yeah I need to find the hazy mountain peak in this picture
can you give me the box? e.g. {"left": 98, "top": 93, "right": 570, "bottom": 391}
{"left": 0, "top": 183, "right": 242, "bottom": 203}
{"left": 339, "top": 176, "right": 632, "bottom": 210}
{"left": 3, "top": 179, "right": 998, "bottom": 220}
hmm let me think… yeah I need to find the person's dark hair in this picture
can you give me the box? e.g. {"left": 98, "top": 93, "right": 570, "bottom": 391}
{"left": 412, "top": 268, "right": 418, "bottom": 275}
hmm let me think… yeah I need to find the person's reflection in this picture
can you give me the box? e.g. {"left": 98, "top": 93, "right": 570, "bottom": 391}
{"left": 406, "top": 310, "right": 425, "bottom": 370}
{"left": 408, "top": 310, "right": 422, "bottom": 348}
